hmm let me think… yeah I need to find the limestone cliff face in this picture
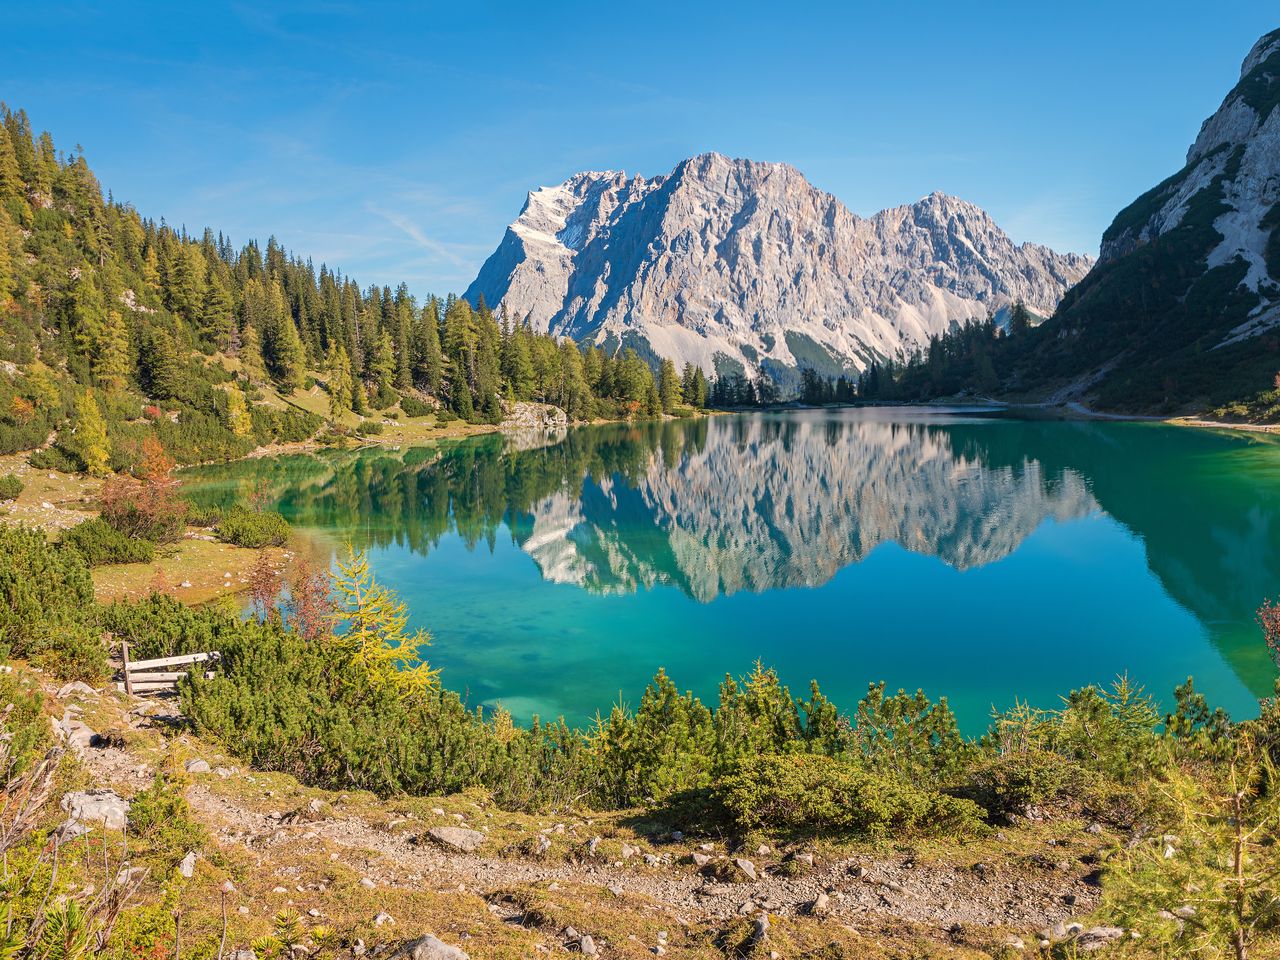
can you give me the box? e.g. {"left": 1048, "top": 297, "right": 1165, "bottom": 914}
{"left": 515, "top": 414, "right": 1096, "bottom": 600}
{"left": 1097, "top": 29, "right": 1280, "bottom": 345}
{"left": 466, "top": 154, "right": 1092, "bottom": 377}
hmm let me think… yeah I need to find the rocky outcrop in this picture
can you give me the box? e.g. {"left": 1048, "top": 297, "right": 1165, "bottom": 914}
{"left": 1094, "top": 29, "right": 1280, "bottom": 346}
{"left": 466, "top": 155, "right": 1092, "bottom": 378}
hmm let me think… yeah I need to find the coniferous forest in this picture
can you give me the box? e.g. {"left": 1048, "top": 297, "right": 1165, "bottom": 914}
{"left": 0, "top": 104, "right": 717, "bottom": 472}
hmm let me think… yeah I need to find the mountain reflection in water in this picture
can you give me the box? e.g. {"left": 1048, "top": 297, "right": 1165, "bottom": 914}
{"left": 183, "top": 409, "right": 1280, "bottom": 719}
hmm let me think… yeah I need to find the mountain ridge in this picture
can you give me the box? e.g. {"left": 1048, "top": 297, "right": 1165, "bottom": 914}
{"left": 466, "top": 152, "right": 1093, "bottom": 380}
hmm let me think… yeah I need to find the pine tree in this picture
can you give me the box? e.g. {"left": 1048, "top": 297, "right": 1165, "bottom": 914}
{"left": 1009, "top": 300, "right": 1032, "bottom": 336}
{"left": 67, "top": 262, "right": 108, "bottom": 369}
{"left": 412, "top": 297, "right": 444, "bottom": 395}
{"left": 0, "top": 123, "right": 23, "bottom": 201}
{"left": 203, "top": 270, "right": 235, "bottom": 350}
{"left": 273, "top": 315, "right": 307, "bottom": 392}
{"left": 0, "top": 207, "right": 15, "bottom": 302}
{"left": 658, "top": 358, "right": 679, "bottom": 413}
{"left": 168, "top": 244, "right": 207, "bottom": 322}
{"left": 94, "top": 309, "right": 131, "bottom": 393}
{"left": 72, "top": 389, "right": 110, "bottom": 476}
{"left": 371, "top": 329, "right": 397, "bottom": 406}
{"left": 139, "top": 329, "right": 180, "bottom": 400}
{"left": 326, "top": 344, "right": 353, "bottom": 419}
{"left": 474, "top": 321, "right": 502, "bottom": 423}
{"left": 503, "top": 326, "right": 535, "bottom": 400}
{"left": 239, "top": 320, "right": 267, "bottom": 386}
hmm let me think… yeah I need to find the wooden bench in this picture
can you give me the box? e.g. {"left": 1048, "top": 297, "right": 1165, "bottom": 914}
{"left": 117, "top": 644, "right": 221, "bottom": 695}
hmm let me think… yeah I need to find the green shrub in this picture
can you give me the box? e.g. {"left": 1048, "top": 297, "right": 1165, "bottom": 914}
{"left": 128, "top": 774, "right": 207, "bottom": 864}
{"left": 29, "top": 444, "right": 84, "bottom": 473}
{"left": 355, "top": 420, "right": 384, "bottom": 437}
{"left": 60, "top": 517, "right": 156, "bottom": 566}
{"left": 715, "top": 753, "right": 984, "bottom": 838}
{"left": 0, "top": 474, "right": 22, "bottom": 500}
{"left": 183, "top": 502, "right": 224, "bottom": 527}
{"left": 215, "top": 507, "right": 290, "bottom": 547}
{"left": 400, "top": 395, "right": 434, "bottom": 418}
{"left": 27, "top": 619, "right": 109, "bottom": 681}
{"left": 0, "top": 671, "right": 53, "bottom": 775}
{"left": 961, "top": 748, "right": 1091, "bottom": 819}
{"left": 0, "top": 525, "right": 95, "bottom": 659}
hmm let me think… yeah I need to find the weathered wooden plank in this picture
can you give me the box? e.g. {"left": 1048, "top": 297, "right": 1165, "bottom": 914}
{"left": 117, "top": 681, "right": 178, "bottom": 693}
{"left": 126, "top": 670, "right": 217, "bottom": 682}
{"left": 126, "top": 651, "right": 220, "bottom": 671}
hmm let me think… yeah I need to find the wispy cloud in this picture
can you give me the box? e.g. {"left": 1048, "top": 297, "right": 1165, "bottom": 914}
{"left": 365, "top": 205, "right": 486, "bottom": 269}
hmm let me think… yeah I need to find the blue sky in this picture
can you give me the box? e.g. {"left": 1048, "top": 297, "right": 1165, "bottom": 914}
{"left": 3, "top": 2, "right": 1275, "bottom": 297}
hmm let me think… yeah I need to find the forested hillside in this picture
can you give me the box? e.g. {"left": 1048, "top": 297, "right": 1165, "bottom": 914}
{"left": 0, "top": 105, "right": 707, "bottom": 471}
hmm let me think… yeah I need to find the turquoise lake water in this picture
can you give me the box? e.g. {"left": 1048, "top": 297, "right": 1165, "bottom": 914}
{"left": 182, "top": 408, "right": 1280, "bottom": 733}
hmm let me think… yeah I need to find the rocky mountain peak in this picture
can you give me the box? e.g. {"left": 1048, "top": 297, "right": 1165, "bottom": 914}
{"left": 466, "top": 155, "right": 1093, "bottom": 381}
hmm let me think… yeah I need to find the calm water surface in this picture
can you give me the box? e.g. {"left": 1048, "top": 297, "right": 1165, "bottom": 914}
{"left": 182, "top": 409, "right": 1280, "bottom": 732}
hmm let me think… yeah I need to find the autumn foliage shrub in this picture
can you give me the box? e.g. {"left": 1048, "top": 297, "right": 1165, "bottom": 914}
{"left": 99, "top": 434, "right": 187, "bottom": 543}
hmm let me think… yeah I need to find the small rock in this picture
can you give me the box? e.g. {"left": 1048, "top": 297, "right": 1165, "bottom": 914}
{"left": 360, "top": 877, "right": 377, "bottom": 889}
{"left": 691, "top": 852, "right": 711, "bottom": 868}
{"left": 57, "top": 681, "right": 97, "bottom": 699}
{"left": 1003, "top": 935, "right": 1025, "bottom": 951}
{"left": 578, "top": 935, "right": 597, "bottom": 956}
{"left": 587, "top": 836, "right": 601, "bottom": 857}
{"left": 60, "top": 789, "right": 129, "bottom": 831}
{"left": 178, "top": 851, "right": 197, "bottom": 879}
{"left": 1071, "top": 926, "right": 1125, "bottom": 952}
{"left": 620, "top": 843, "right": 638, "bottom": 860}
{"left": 374, "top": 912, "right": 395, "bottom": 927}
{"left": 272, "top": 887, "right": 288, "bottom": 894}
{"left": 385, "top": 937, "right": 468, "bottom": 960}
{"left": 1085, "top": 822, "right": 1103, "bottom": 834}
{"left": 184, "top": 759, "right": 211, "bottom": 774}
{"left": 755, "top": 844, "right": 770, "bottom": 855}
{"left": 425, "top": 826, "right": 485, "bottom": 853}
{"left": 733, "top": 858, "right": 758, "bottom": 881}
{"left": 643, "top": 853, "right": 661, "bottom": 867}
{"left": 808, "top": 892, "right": 830, "bottom": 916}
{"left": 670, "top": 830, "right": 684, "bottom": 841}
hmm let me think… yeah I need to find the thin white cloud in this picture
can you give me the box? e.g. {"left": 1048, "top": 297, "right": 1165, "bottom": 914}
{"left": 365, "top": 205, "right": 484, "bottom": 270}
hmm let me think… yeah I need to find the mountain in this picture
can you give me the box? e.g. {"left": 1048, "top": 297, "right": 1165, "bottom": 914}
{"left": 465, "top": 154, "right": 1093, "bottom": 381}
{"left": 1024, "top": 28, "right": 1280, "bottom": 413}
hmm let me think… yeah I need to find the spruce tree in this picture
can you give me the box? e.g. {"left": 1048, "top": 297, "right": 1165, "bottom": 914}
{"left": 413, "top": 297, "right": 444, "bottom": 395}
{"left": 273, "top": 315, "right": 307, "bottom": 392}
{"left": 94, "top": 309, "right": 131, "bottom": 393}
{"left": 239, "top": 320, "right": 267, "bottom": 386}
{"left": 326, "top": 344, "right": 353, "bottom": 419}
{"left": 658, "top": 358, "right": 679, "bottom": 413}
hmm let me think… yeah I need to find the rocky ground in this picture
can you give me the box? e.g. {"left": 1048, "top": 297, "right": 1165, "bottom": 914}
{"left": 37, "top": 671, "right": 1144, "bottom": 960}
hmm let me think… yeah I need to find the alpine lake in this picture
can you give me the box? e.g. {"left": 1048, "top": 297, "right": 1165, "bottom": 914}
{"left": 181, "top": 407, "right": 1280, "bottom": 734}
